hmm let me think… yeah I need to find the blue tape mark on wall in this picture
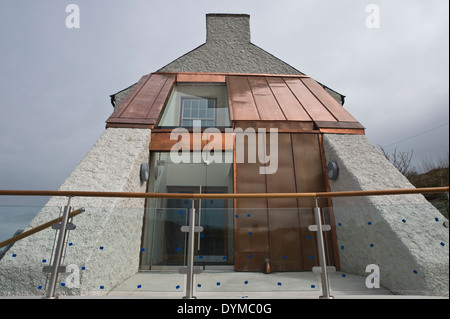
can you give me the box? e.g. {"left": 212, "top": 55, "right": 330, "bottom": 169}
{"left": 368, "top": 222, "right": 372, "bottom": 225}
{"left": 235, "top": 214, "right": 239, "bottom": 218}
{"left": 340, "top": 245, "right": 344, "bottom": 250}
{"left": 413, "top": 270, "right": 418, "bottom": 274}
{"left": 370, "top": 243, "right": 374, "bottom": 247}
{"left": 342, "top": 274, "right": 346, "bottom": 278}
{"left": 277, "top": 282, "right": 282, "bottom": 286}
{"left": 141, "top": 248, "right": 145, "bottom": 252}
{"left": 248, "top": 254, "right": 253, "bottom": 258}
{"left": 247, "top": 214, "right": 251, "bottom": 218}
{"left": 137, "top": 285, "right": 142, "bottom": 289}
{"left": 248, "top": 232, "right": 252, "bottom": 236}
{"left": 42, "top": 259, "right": 47, "bottom": 263}
{"left": 38, "top": 286, "right": 43, "bottom": 290}
{"left": 282, "top": 256, "right": 286, "bottom": 259}
{"left": 338, "top": 222, "right": 342, "bottom": 226}
{"left": 244, "top": 280, "right": 248, "bottom": 285}
{"left": 179, "top": 210, "right": 183, "bottom": 215}
{"left": 99, "top": 246, "right": 104, "bottom": 250}
{"left": 197, "top": 284, "right": 202, "bottom": 288}
{"left": 12, "top": 254, "right": 16, "bottom": 257}
{"left": 61, "top": 283, "right": 66, "bottom": 287}
{"left": 176, "top": 285, "right": 180, "bottom": 289}
{"left": 311, "top": 285, "right": 315, "bottom": 288}
{"left": 435, "top": 217, "right": 439, "bottom": 222}
{"left": 402, "top": 219, "right": 406, "bottom": 223}
{"left": 309, "top": 255, "right": 314, "bottom": 260}
{"left": 81, "top": 266, "right": 86, "bottom": 270}
{"left": 100, "top": 286, "right": 104, "bottom": 290}
{"left": 307, "top": 235, "right": 311, "bottom": 239}
{"left": 216, "top": 282, "right": 221, "bottom": 286}
{"left": 440, "top": 242, "right": 445, "bottom": 247}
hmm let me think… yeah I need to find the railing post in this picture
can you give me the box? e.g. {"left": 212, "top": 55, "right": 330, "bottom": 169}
{"left": 182, "top": 199, "right": 204, "bottom": 299}
{"left": 313, "top": 197, "right": 334, "bottom": 299}
{"left": 42, "top": 197, "right": 75, "bottom": 299}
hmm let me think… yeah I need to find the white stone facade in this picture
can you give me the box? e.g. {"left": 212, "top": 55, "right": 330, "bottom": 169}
{"left": 0, "top": 128, "right": 151, "bottom": 296}
{"left": 322, "top": 134, "right": 449, "bottom": 295}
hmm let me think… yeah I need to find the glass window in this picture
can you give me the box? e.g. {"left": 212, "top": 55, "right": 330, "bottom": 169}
{"left": 158, "top": 83, "right": 231, "bottom": 128}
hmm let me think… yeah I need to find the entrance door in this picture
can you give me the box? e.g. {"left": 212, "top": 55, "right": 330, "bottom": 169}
{"left": 140, "top": 152, "right": 234, "bottom": 270}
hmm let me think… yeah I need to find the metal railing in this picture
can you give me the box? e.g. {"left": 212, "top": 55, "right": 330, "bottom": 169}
{"left": 0, "top": 186, "right": 448, "bottom": 299}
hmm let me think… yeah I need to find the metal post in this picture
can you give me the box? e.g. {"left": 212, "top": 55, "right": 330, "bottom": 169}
{"left": 183, "top": 199, "right": 197, "bottom": 299}
{"left": 314, "top": 197, "right": 334, "bottom": 299}
{"left": 43, "top": 197, "right": 73, "bottom": 299}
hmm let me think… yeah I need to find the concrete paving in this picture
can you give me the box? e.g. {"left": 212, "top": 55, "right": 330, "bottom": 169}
{"left": 107, "top": 270, "right": 396, "bottom": 299}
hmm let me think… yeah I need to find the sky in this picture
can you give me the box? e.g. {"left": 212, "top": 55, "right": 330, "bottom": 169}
{"left": 0, "top": 0, "right": 448, "bottom": 238}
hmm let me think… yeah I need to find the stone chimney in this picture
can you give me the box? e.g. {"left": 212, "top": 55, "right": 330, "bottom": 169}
{"left": 206, "top": 14, "right": 251, "bottom": 44}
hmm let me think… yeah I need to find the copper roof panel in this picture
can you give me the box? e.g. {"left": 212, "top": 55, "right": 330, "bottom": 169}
{"left": 301, "top": 77, "right": 358, "bottom": 122}
{"left": 227, "top": 76, "right": 260, "bottom": 121}
{"left": 265, "top": 77, "right": 312, "bottom": 121}
{"left": 283, "top": 77, "right": 336, "bottom": 122}
{"left": 247, "top": 77, "right": 285, "bottom": 120}
{"left": 106, "top": 73, "right": 175, "bottom": 128}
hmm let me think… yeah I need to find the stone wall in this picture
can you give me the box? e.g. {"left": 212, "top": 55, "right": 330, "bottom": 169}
{"left": 323, "top": 134, "right": 449, "bottom": 295}
{"left": 0, "top": 128, "right": 151, "bottom": 296}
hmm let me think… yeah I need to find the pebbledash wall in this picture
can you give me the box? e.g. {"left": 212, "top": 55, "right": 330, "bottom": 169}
{"left": 0, "top": 128, "right": 151, "bottom": 295}
{"left": 323, "top": 134, "right": 448, "bottom": 295}
{"left": 0, "top": 14, "right": 448, "bottom": 296}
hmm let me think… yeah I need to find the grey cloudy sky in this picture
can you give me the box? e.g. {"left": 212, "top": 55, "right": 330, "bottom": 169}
{"left": 0, "top": 0, "right": 448, "bottom": 213}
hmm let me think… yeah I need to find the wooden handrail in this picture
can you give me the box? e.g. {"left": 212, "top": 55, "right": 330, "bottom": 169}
{"left": 0, "top": 187, "right": 448, "bottom": 199}
{"left": 0, "top": 208, "right": 84, "bottom": 249}
{"left": 0, "top": 187, "right": 447, "bottom": 249}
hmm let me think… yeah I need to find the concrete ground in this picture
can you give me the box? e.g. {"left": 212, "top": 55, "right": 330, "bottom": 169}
{"left": 107, "top": 270, "right": 397, "bottom": 299}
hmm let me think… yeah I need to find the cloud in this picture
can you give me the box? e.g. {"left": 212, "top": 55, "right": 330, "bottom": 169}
{"left": 0, "top": 0, "right": 448, "bottom": 210}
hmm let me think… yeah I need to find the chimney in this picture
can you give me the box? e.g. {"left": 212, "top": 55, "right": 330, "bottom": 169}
{"left": 206, "top": 14, "right": 251, "bottom": 44}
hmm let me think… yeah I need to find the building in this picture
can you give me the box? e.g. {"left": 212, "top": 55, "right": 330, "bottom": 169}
{"left": 0, "top": 14, "right": 447, "bottom": 296}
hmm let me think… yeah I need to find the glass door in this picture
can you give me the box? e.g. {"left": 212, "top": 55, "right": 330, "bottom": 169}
{"left": 140, "top": 152, "right": 234, "bottom": 270}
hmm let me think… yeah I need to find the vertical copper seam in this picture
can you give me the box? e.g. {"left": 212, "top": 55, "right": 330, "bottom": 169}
{"left": 246, "top": 76, "right": 262, "bottom": 121}
{"left": 233, "top": 134, "right": 238, "bottom": 271}
{"left": 225, "top": 76, "right": 235, "bottom": 122}
{"left": 318, "top": 133, "right": 341, "bottom": 270}
{"left": 299, "top": 78, "right": 339, "bottom": 122}
{"left": 264, "top": 77, "right": 288, "bottom": 121}
{"left": 282, "top": 77, "right": 313, "bottom": 122}
{"left": 117, "top": 74, "right": 153, "bottom": 118}
{"left": 290, "top": 133, "right": 305, "bottom": 270}
{"left": 263, "top": 130, "right": 271, "bottom": 266}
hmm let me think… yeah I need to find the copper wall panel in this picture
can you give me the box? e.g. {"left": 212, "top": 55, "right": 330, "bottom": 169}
{"left": 235, "top": 135, "right": 269, "bottom": 271}
{"left": 149, "top": 132, "right": 234, "bottom": 151}
{"left": 265, "top": 77, "right": 312, "bottom": 121}
{"left": 227, "top": 76, "right": 260, "bottom": 121}
{"left": 300, "top": 77, "right": 359, "bottom": 123}
{"left": 247, "top": 77, "right": 286, "bottom": 120}
{"left": 265, "top": 135, "right": 303, "bottom": 271}
{"left": 176, "top": 73, "right": 226, "bottom": 83}
{"left": 291, "top": 134, "right": 334, "bottom": 268}
{"left": 284, "top": 77, "right": 336, "bottom": 122}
